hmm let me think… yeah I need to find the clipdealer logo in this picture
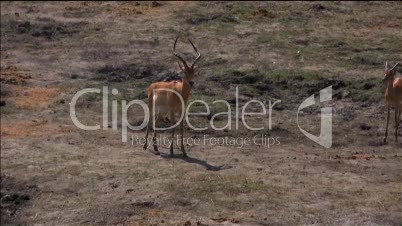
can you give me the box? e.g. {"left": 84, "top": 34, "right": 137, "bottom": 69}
{"left": 131, "top": 134, "right": 280, "bottom": 149}
{"left": 297, "top": 86, "right": 332, "bottom": 148}
{"left": 70, "top": 86, "right": 333, "bottom": 148}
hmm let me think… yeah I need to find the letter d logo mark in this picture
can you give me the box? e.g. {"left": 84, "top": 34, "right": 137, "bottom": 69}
{"left": 297, "top": 86, "right": 332, "bottom": 148}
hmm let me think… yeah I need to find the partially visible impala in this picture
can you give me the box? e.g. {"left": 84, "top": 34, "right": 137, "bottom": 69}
{"left": 143, "top": 36, "right": 201, "bottom": 157}
{"left": 383, "top": 61, "right": 402, "bottom": 143}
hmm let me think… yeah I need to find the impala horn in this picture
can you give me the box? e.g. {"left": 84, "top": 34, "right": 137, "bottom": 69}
{"left": 188, "top": 39, "right": 201, "bottom": 68}
{"left": 173, "top": 36, "right": 189, "bottom": 71}
{"left": 390, "top": 63, "right": 399, "bottom": 72}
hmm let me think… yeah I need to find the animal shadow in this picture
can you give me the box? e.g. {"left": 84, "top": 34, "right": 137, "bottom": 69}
{"left": 160, "top": 153, "right": 232, "bottom": 171}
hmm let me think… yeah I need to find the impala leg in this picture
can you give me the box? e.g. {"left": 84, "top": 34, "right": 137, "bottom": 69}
{"left": 152, "top": 112, "right": 161, "bottom": 154}
{"left": 169, "top": 112, "right": 176, "bottom": 157}
{"left": 384, "top": 105, "right": 390, "bottom": 144}
{"left": 395, "top": 107, "right": 399, "bottom": 142}
{"left": 144, "top": 101, "right": 153, "bottom": 151}
{"left": 180, "top": 119, "right": 187, "bottom": 158}
{"left": 399, "top": 108, "right": 402, "bottom": 143}
{"left": 143, "top": 116, "right": 152, "bottom": 151}
{"left": 396, "top": 107, "right": 401, "bottom": 142}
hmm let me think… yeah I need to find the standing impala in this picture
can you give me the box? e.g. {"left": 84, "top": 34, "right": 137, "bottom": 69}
{"left": 383, "top": 62, "right": 401, "bottom": 143}
{"left": 143, "top": 36, "right": 201, "bottom": 157}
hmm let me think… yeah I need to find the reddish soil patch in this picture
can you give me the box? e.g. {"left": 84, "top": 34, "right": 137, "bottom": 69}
{"left": 0, "top": 120, "right": 70, "bottom": 138}
{"left": 10, "top": 86, "right": 59, "bottom": 109}
{"left": 349, "top": 154, "right": 377, "bottom": 160}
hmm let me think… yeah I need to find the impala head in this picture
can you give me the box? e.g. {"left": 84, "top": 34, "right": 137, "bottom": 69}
{"left": 383, "top": 61, "right": 399, "bottom": 82}
{"left": 173, "top": 36, "right": 201, "bottom": 82}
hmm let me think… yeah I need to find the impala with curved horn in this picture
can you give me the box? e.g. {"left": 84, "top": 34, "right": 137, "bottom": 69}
{"left": 383, "top": 61, "right": 402, "bottom": 143}
{"left": 143, "top": 36, "right": 201, "bottom": 157}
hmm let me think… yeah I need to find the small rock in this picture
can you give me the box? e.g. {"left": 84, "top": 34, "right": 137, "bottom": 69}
{"left": 151, "top": 1, "right": 162, "bottom": 7}
{"left": 109, "top": 183, "right": 119, "bottom": 189}
{"left": 363, "top": 82, "right": 375, "bottom": 90}
{"left": 311, "top": 4, "right": 326, "bottom": 11}
{"left": 360, "top": 123, "right": 371, "bottom": 131}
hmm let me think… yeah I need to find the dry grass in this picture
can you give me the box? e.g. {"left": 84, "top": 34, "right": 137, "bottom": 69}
{"left": 0, "top": 66, "right": 32, "bottom": 85}
{"left": 1, "top": 1, "right": 401, "bottom": 225}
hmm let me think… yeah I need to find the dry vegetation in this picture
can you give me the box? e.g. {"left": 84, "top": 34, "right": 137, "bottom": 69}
{"left": 1, "top": 1, "right": 401, "bottom": 225}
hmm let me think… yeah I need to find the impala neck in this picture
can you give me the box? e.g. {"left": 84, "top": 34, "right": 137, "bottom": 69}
{"left": 386, "top": 77, "right": 395, "bottom": 90}
{"left": 181, "top": 75, "right": 192, "bottom": 103}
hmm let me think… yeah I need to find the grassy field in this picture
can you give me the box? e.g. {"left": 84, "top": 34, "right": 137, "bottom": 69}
{"left": 1, "top": 1, "right": 401, "bottom": 225}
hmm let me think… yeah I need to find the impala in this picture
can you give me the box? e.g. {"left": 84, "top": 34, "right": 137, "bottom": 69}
{"left": 143, "top": 36, "right": 201, "bottom": 157}
{"left": 383, "top": 61, "right": 401, "bottom": 143}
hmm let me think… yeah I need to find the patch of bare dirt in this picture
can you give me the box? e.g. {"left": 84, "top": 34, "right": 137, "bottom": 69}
{"left": 0, "top": 120, "right": 70, "bottom": 138}
{"left": 0, "top": 67, "right": 60, "bottom": 110}
{"left": 9, "top": 85, "right": 59, "bottom": 109}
